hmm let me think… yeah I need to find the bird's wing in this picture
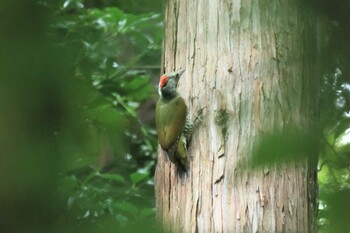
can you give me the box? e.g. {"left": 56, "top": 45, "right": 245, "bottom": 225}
{"left": 156, "top": 97, "right": 187, "bottom": 150}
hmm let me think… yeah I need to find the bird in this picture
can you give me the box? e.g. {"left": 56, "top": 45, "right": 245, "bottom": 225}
{"left": 155, "top": 69, "right": 192, "bottom": 172}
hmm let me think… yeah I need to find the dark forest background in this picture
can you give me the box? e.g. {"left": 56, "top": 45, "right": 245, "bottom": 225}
{"left": 0, "top": 0, "right": 349, "bottom": 232}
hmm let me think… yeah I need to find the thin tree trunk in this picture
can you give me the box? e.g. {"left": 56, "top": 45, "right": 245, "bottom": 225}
{"left": 155, "top": 0, "right": 318, "bottom": 232}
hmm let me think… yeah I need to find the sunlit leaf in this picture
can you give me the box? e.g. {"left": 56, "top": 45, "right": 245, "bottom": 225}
{"left": 98, "top": 173, "right": 126, "bottom": 184}
{"left": 130, "top": 171, "right": 149, "bottom": 186}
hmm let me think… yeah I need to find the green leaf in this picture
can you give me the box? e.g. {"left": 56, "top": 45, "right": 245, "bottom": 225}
{"left": 251, "top": 126, "right": 320, "bottom": 166}
{"left": 130, "top": 171, "right": 149, "bottom": 186}
{"left": 115, "top": 202, "right": 139, "bottom": 216}
{"left": 140, "top": 208, "right": 155, "bottom": 219}
{"left": 98, "top": 173, "right": 126, "bottom": 184}
{"left": 116, "top": 214, "right": 129, "bottom": 225}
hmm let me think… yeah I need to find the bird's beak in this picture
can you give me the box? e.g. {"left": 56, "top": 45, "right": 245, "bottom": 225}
{"left": 175, "top": 69, "right": 185, "bottom": 87}
{"left": 177, "top": 69, "right": 185, "bottom": 77}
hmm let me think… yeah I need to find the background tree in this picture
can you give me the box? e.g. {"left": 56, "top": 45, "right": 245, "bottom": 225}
{"left": 155, "top": 0, "right": 318, "bottom": 232}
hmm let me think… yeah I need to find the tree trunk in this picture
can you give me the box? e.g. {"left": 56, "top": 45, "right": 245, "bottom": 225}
{"left": 155, "top": 0, "right": 318, "bottom": 232}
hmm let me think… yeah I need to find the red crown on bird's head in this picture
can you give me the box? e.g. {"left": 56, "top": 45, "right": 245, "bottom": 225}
{"left": 159, "top": 75, "right": 168, "bottom": 88}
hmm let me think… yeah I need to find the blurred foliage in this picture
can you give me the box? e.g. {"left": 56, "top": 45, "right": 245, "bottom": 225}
{"left": 50, "top": 0, "right": 164, "bottom": 231}
{"left": 0, "top": 0, "right": 162, "bottom": 232}
{"left": 252, "top": 127, "right": 320, "bottom": 166}
{"left": 312, "top": 1, "right": 350, "bottom": 231}
{"left": 317, "top": 69, "right": 350, "bottom": 233}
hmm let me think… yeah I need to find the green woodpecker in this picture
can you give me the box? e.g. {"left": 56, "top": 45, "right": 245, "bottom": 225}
{"left": 155, "top": 69, "right": 192, "bottom": 171}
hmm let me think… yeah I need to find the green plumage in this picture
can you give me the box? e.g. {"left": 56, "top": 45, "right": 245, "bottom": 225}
{"left": 156, "top": 96, "right": 188, "bottom": 167}
{"left": 156, "top": 70, "right": 192, "bottom": 171}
